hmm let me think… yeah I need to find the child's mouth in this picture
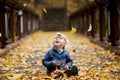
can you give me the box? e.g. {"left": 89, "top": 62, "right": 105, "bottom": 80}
{"left": 55, "top": 41, "right": 59, "bottom": 43}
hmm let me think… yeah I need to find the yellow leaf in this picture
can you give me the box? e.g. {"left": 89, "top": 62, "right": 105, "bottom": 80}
{"left": 10, "top": 74, "right": 23, "bottom": 80}
{"left": 31, "top": 0, "right": 34, "bottom": 3}
{"left": 7, "top": 57, "right": 12, "bottom": 64}
{"left": 69, "top": 49, "right": 76, "bottom": 53}
{"left": 117, "top": 75, "right": 120, "bottom": 79}
{"left": 87, "top": 24, "right": 92, "bottom": 32}
{"left": 71, "top": 27, "right": 77, "bottom": 33}
{"left": 43, "top": 8, "right": 47, "bottom": 13}
{"left": 79, "top": 53, "right": 84, "bottom": 57}
{"left": 87, "top": 56, "right": 94, "bottom": 61}
{"left": 3, "top": 73, "right": 10, "bottom": 76}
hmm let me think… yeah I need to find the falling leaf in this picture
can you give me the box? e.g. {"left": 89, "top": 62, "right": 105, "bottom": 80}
{"left": 71, "top": 27, "right": 77, "bottom": 33}
{"left": 43, "top": 8, "right": 47, "bottom": 13}
{"left": 31, "top": 0, "right": 34, "bottom": 3}
{"left": 0, "top": 33, "right": 2, "bottom": 37}
{"left": 87, "top": 24, "right": 92, "bottom": 32}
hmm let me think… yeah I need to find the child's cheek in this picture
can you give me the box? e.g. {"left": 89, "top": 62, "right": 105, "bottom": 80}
{"left": 61, "top": 41, "right": 66, "bottom": 45}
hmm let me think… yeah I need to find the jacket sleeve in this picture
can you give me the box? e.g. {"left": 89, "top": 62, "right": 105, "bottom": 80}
{"left": 42, "top": 51, "right": 54, "bottom": 68}
{"left": 65, "top": 52, "right": 73, "bottom": 67}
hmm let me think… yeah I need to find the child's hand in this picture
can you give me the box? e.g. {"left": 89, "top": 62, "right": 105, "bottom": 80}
{"left": 64, "top": 66, "right": 69, "bottom": 70}
{"left": 52, "top": 60, "right": 60, "bottom": 67}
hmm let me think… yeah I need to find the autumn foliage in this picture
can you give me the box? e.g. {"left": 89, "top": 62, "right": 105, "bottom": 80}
{"left": 0, "top": 31, "right": 120, "bottom": 79}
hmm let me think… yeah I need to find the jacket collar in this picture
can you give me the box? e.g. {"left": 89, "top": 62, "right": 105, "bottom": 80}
{"left": 53, "top": 46, "right": 65, "bottom": 53}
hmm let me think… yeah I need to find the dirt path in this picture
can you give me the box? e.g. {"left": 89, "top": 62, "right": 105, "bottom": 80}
{"left": 0, "top": 31, "right": 120, "bottom": 80}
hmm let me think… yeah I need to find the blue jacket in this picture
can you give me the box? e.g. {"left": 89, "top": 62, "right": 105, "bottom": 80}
{"left": 42, "top": 47, "right": 73, "bottom": 69}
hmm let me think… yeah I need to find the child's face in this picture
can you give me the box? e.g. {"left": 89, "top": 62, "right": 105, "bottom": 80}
{"left": 53, "top": 36, "right": 66, "bottom": 48}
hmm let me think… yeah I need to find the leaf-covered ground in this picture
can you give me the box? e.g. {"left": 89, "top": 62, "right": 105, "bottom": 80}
{"left": 0, "top": 31, "right": 120, "bottom": 80}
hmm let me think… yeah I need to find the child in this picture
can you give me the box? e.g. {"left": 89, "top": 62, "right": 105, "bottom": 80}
{"left": 42, "top": 32, "right": 78, "bottom": 78}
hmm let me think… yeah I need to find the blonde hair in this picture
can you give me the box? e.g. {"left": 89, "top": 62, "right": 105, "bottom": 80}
{"left": 54, "top": 32, "right": 68, "bottom": 44}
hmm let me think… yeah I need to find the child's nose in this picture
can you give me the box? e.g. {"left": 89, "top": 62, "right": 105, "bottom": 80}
{"left": 56, "top": 38, "right": 60, "bottom": 40}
